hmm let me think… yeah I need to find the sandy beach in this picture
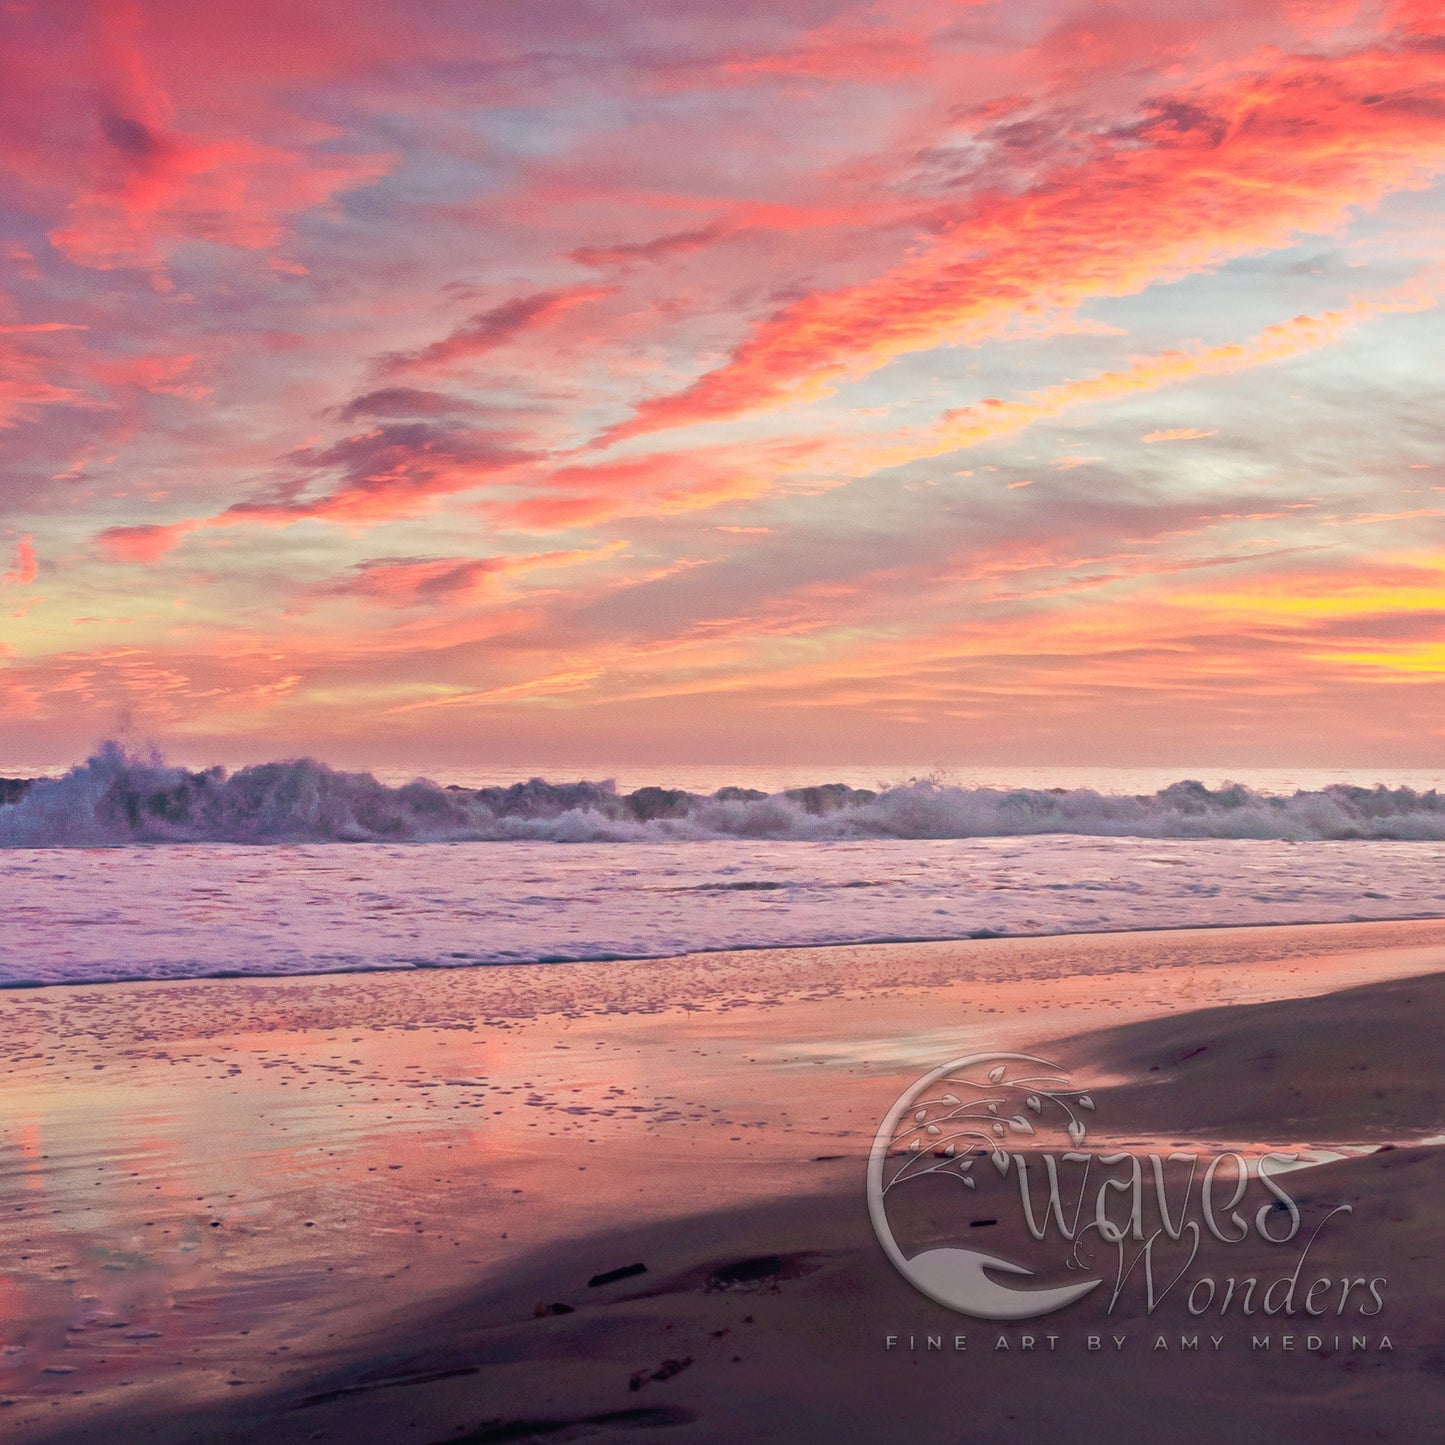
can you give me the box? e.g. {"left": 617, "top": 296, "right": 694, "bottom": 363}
{"left": 2, "top": 918, "right": 1443, "bottom": 1443}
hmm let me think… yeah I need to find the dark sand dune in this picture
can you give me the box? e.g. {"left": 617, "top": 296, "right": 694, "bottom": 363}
{"left": 1059, "top": 971, "right": 1445, "bottom": 1142}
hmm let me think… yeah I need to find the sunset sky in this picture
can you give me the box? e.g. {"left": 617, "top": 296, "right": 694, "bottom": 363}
{"left": 1, "top": 0, "right": 1443, "bottom": 770}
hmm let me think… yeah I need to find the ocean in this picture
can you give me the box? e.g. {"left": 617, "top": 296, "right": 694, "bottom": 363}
{"left": 1, "top": 745, "right": 1443, "bottom": 987}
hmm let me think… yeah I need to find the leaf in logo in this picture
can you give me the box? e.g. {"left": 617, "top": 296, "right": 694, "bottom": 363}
{"left": 988, "top": 1066, "right": 1006, "bottom": 1083}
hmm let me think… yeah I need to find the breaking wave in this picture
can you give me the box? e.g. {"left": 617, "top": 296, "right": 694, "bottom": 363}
{"left": 4, "top": 743, "right": 1445, "bottom": 846}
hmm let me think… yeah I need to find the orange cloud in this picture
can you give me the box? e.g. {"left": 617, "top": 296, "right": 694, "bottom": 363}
{"left": 404, "top": 290, "right": 1438, "bottom": 541}
{"left": 1142, "top": 428, "right": 1218, "bottom": 443}
{"left": 599, "top": 34, "right": 1445, "bottom": 442}
{"left": 837, "top": 288, "right": 1437, "bottom": 476}
{"left": 91, "top": 289, "right": 1428, "bottom": 562}
{"left": 488, "top": 439, "right": 823, "bottom": 531}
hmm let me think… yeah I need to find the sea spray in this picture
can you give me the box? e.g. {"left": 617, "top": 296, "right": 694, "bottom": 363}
{"left": 5, "top": 743, "right": 1445, "bottom": 847}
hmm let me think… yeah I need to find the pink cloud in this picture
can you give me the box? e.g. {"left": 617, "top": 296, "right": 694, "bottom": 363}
{"left": 570, "top": 224, "right": 733, "bottom": 271}
{"left": 12, "top": 1, "right": 392, "bottom": 279}
{"left": 489, "top": 440, "right": 823, "bottom": 531}
{"left": 0, "top": 322, "right": 89, "bottom": 427}
{"left": 596, "top": 29, "right": 1445, "bottom": 444}
{"left": 96, "top": 521, "right": 198, "bottom": 563}
{"left": 313, "top": 556, "right": 506, "bottom": 607}
{"left": 3, "top": 535, "right": 38, "bottom": 587}
{"left": 233, "top": 423, "right": 539, "bottom": 525}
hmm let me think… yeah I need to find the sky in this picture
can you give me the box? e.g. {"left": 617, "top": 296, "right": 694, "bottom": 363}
{"left": 1, "top": 0, "right": 1443, "bottom": 772}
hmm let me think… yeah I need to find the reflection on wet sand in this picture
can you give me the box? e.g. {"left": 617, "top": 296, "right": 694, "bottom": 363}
{"left": 2, "top": 918, "right": 1444, "bottom": 1438}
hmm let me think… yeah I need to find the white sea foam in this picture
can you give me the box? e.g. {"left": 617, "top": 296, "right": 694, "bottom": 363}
{"left": 4, "top": 742, "right": 1445, "bottom": 846}
{"left": 3, "top": 746, "right": 1442, "bottom": 987}
{"left": 0, "top": 833, "right": 1443, "bottom": 988}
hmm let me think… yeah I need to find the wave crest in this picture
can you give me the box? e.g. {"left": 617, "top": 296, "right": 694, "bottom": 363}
{"left": 3, "top": 743, "right": 1445, "bottom": 846}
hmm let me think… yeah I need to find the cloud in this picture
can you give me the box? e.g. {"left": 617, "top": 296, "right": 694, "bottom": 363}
{"left": 96, "top": 521, "right": 198, "bottom": 563}
{"left": 378, "top": 287, "right": 610, "bottom": 374}
{"left": 711, "top": 12, "right": 935, "bottom": 84}
{"left": 596, "top": 31, "right": 1445, "bottom": 443}
{"left": 312, "top": 555, "right": 506, "bottom": 607}
{"left": 1142, "top": 428, "right": 1218, "bottom": 443}
{"left": 227, "top": 422, "right": 538, "bottom": 526}
{"left": 304, "top": 541, "right": 628, "bottom": 609}
{"left": 0, "top": 322, "right": 89, "bottom": 428}
{"left": 3, "top": 535, "right": 37, "bottom": 586}
{"left": 33, "top": 4, "right": 391, "bottom": 278}
{"left": 570, "top": 224, "right": 732, "bottom": 270}
{"left": 93, "top": 420, "right": 539, "bottom": 560}
{"left": 7, "top": 0, "right": 1445, "bottom": 761}
{"left": 488, "top": 439, "right": 821, "bottom": 531}
{"left": 49, "top": 102, "right": 388, "bottom": 280}
{"left": 91, "top": 351, "right": 211, "bottom": 398}
{"left": 477, "top": 288, "right": 1435, "bottom": 537}
{"left": 831, "top": 287, "right": 1439, "bottom": 477}
{"left": 335, "top": 387, "right": 484, "bottom": 421}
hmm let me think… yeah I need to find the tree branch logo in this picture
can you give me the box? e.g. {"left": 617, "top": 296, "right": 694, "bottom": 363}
{"left": 867, "top": 1052, "right": 1383, "bottom": 1327}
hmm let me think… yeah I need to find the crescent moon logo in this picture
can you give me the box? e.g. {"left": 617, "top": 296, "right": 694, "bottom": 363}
{"left": 890, "top": 1246, "right": 1101, "bottom": 1320}
{"left": 867, "top": 1051, "right": 1103, "bottom": 1319}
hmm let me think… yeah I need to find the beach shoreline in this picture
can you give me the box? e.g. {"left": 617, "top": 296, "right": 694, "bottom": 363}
{"left": 2, "top": 919, "right": 1443, "bottom": 1442}
{"left": 4, "top": 907, "right": 1445, "bottom": 995}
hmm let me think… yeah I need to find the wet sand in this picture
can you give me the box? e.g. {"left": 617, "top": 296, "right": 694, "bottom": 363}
{"left": 2, "top": 918, "right": 1443, "bottom": 1442}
